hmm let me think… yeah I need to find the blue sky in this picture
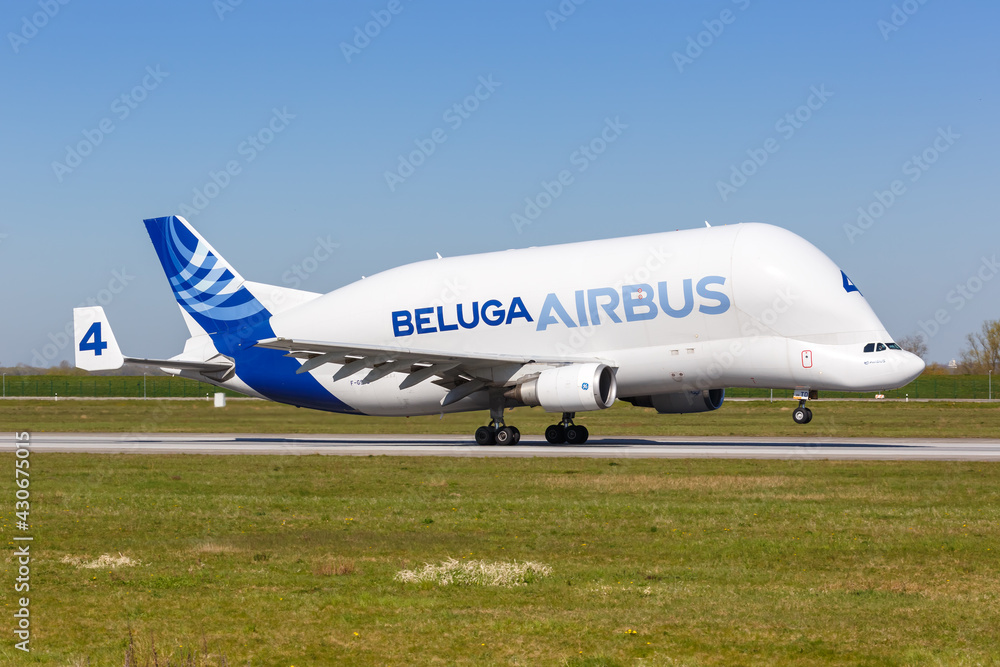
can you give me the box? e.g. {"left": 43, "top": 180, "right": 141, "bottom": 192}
{"left": 2, "top": 0, "right": 997, "bottom": 367}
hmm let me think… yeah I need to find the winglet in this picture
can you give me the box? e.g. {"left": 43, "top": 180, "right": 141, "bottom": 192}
{"left": 74, "top": 307, "right": 125, "bottom": 371}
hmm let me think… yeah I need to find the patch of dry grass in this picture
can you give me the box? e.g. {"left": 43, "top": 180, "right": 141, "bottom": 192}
{"left": 537, "top": 472, "right": 790, "bottom": 493}
{"left": 395, "top": 558, "right": 552, "bottom": 587}
{"left": 313, "top": 556, "right": 358, "bottom": 577}
{"left": 61, "top": 552, "right": 140, "bottom": 569}
{"left": 190, "top": 541, "right": 240, "bottom": 555}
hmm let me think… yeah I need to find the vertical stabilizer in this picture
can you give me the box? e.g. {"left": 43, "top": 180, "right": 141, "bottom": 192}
{"left": 144, "top": 215, "right": 270, "bottom": 335}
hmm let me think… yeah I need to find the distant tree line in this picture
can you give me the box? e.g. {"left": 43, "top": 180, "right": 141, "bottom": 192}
{"left": 959, "top": 319, "right": 1000, "bottom": 374}
{"left": 898, "top": 318, "right": 999, "bottom": 374}
{"left": 0, "top": 361, "right": 169, "bottom": 376}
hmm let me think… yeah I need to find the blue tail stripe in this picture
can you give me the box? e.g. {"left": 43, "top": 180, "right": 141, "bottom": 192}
{"left": 181, "top": 285, "right": 255, "bottom": 308}
{"left": 186, "top": 261, "right": 221, "bottom": 284}
{"left": 171, "top": 270, "right": 234, "bottom": 298}
{"left": 143, "top": 215, "right": 360, "bottom": 414}
{"left": 174, "top": 276, "right": 245, "bottom": 304}
{"left": 166, "top": 222, "right": 199, "bottom": 273}
{"left": 171, "top": 257, "right": 220, "bottom": 285}
{"left": 144, "top": 216, "right": 267, "bottom": 333}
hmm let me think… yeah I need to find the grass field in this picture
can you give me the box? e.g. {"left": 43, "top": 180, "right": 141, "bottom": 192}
{"left": 1, "top": 373, "right": 996, "bottom": 400}
{"left": 3, "top": 453, "right": 999, "bottom": 666}
{"left": 4, "top": 398, "right": 1000, "bottom": 439}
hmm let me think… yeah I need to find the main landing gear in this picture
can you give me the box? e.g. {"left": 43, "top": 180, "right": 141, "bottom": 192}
{"left": 472, "top": 400, "right": 588, "bottom": 446}
{"left": 474, "top": 390, "right": 521, "bottom": 446}
{"left": 474, "top": 422, "right": 520, "bottom": 446}
{"left": 544, "top": 412, "right": 589, "bottom": 445}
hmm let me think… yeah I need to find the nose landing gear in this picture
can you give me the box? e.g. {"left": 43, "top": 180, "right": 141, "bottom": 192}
{"left": 792, "top": 403, "right": 813, "bottom": 424}
{"left": 792, "top": 389, "right": 817, "bottom": 424}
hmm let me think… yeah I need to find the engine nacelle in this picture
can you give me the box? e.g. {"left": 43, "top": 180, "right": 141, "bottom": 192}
{"left": 623, "top": 388, "right": 724, "bottom": 414}
{"left": 507, "top": 363, "right": 617, "bottom": 413}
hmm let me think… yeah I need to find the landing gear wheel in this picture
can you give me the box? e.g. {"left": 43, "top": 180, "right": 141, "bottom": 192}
{"left": 802, "top": 407, "right": 813, "bottom": 424}
{"left": 565, "top": 425, "right": 589, "bottom": 445}
{"left": 792, "top": 407, "right": 809, "bottom": 424}
{"left": 545, "top": 424, "right": 566, "bottom": 444}
{"left": 475, "top": 425, "right": 496, "bottom": 445}
{"left": 510, "top": 426, "right": 521, "bottom": 445}
{"left": 495, "top": 426, "right": 516, "bottom": 445}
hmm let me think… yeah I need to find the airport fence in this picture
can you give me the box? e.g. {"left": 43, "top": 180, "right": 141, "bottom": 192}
{"left": 726, "top": 374, "right": 995, "bottom": 400}
{"left": 0, "top": 375, "right": 243, "bottom": 399}
{"left": 0, "top": 374, "right": 994, "bottom": 401}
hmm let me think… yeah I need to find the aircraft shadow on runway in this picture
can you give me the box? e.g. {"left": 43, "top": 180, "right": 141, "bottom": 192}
{"left": 228, "top": 436, "right": 922, "bottom": 449}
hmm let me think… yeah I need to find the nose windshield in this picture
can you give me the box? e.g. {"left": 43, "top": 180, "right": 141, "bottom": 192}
{"left": 863, "top": 342, "right": 905, "bottom": 352}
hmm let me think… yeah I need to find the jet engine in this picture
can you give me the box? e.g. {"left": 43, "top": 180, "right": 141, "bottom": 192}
{"left": 507, "top": 363, "right": 617, "bottom": 412}
{"left": 622, "top": 388, "right": 724, "bottom": 414}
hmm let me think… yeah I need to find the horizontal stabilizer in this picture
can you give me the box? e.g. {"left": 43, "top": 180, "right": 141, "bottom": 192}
{"left": 120, "top": 354, "right": 235, "bottom": 382}
{"left": 74, "top": 306, "right": 234, "bottom": 378}
{"left": 122, "top": 357, "right": 233, "bottom": 373}
{"left": 74, "top": 307, "right": 125, "bottom": 371}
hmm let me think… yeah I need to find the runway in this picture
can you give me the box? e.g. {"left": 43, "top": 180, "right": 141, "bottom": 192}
{"left": 22, "top": 432, "right": 1000, "bottom": 461}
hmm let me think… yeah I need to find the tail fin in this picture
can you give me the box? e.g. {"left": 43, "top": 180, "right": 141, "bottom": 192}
{"left": 144, "top": 215, "right": 273, "bottom": 336}
{"left": 74, "top": 306, "right": 125, "bottom": 371}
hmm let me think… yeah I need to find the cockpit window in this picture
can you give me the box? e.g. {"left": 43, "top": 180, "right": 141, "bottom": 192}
{"left": 887, "top": 343, "right": 901, "bottom": 350}
{"left": 876, "top": 343, "right": 886, "bottom": 351}
{"left": 863, "top": 343, "right": 875, "bottom": 353}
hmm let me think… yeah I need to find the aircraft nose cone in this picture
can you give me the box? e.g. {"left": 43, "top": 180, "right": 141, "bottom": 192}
{"left": 896, "top": 351, "right": 925, "bottom": 386}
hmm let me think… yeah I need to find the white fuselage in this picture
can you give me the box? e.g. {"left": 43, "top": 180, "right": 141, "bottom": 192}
{"left": 234, "top": 223, "right": 924, "bottom": 416}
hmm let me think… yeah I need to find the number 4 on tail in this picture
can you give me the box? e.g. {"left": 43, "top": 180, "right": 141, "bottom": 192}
{"left": 73, "top": 307, "right": 124, "bottom": 371}
{"left": 79, "top": 322, "right": 108, "bottom": 356}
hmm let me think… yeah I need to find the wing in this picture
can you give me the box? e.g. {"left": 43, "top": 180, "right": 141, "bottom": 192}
{"left": 254, "top": 337, "right": 607, "bottom": 406}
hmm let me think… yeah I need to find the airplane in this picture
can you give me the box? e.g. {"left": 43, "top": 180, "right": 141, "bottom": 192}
{"left": 74, "top": 215, "right": 925, "bottom": 444}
